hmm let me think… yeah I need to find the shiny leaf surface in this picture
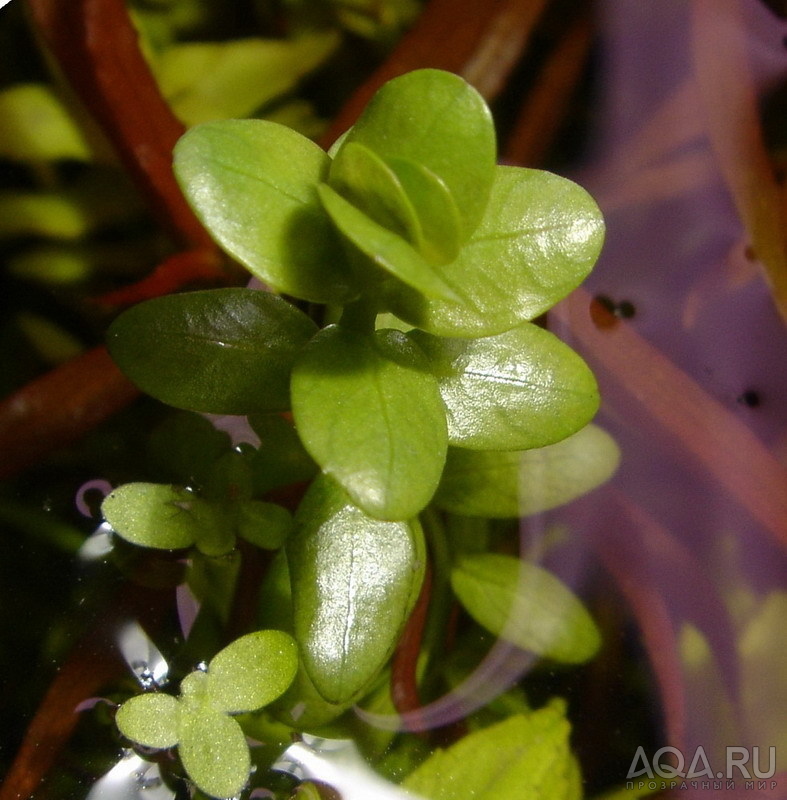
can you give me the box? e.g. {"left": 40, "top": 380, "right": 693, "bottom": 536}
{"left": 291, "top": 325, "right": 448, "bottom": 520}
{"left": 288, "top": 477, "right": 426, "bottom": 703}
{"left": 174, "top": 120, "right": 355, "bottom": 302}
{"left": 108, "top": 288, "right": 317, "bottom": 414}
{"left": 410, "top": 323, "right": 599, "bottom": 450}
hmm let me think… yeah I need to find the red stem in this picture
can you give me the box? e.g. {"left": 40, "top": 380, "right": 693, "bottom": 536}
{"left": 390, "top": 560, "right": 433, "bottom": 729}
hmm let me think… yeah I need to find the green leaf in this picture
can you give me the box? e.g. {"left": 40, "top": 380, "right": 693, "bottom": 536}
{"left": 147, "top": 411, "right": 232, "bottom": 486}
{"left": 317, "top": 183, "right": 459, "bottom": 301}
{"left": 178, "top": 704, "right": 251, "bottom": 799}
{"left": 235, "top": 500, "right": 293, "bottom": 549}
{"left": 248, "top": 414, "right": 318, "bottom": 493}
{"left": 434, "top": 424, "right": 620, "bottom": 518}
{"left": 451, "top": 554, "right": 601, "bottom": 663}
{"left": 107, "top": 288, "right": 318, "bottom": 414}
{"left": 291, "top": 325, "right": 448, "bottom": 520}
{"left": 0, "top": 84, "right": 92, "bottom": 163}
{"left": 206, "top": 630, "right": 298, "bottom": 713}
{"left": 328, "top": 141, "right": 422, "bottom": 245}
{"left": 102, "top": 483, "right": 234, "bottom": 556}
{"left": 386, "top": 156, "right": 463, "bottom": 264}
{"left": 403, "top": 701, "right": 581, "bottom": 800}
{"left": 340, "top": 69, "right": 496, "bottom": 239}
{"left": 288, "top": 477, "right": 426, "bottom": 703}
{"left": 173, "top": 120, "right": 356, "bottom": 303}
{"left": 154, "top": 32, "right": 338, "bottom": 126}
{"left": 384, "top": 166, "right": 605, "bottom": 337}
{"left": 410, "top": 323, "right": 599, "bottom": 451}
{"left": 116, "top": 693, "right": 180, "bottom": 749}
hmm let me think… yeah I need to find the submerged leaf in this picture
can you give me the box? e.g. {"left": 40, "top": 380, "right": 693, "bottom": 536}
{"left": 289, "top": 477, "right": 426, "bottom": 703}
{"left": 291, "top": 325, "right": 447, "bottom": 520}
{"left": 178, "top": 705, "right": 251, "bottom": 799}
{"left": 410, "top": 323, "right": 599, "bottom": 451}
{"left": 403, "top": 701, "right": 581, "bottom": 800}
{"left": 434, "top": 424, "right": 620, "bottom": 518}
{"left": 116, "top": 693, "right": 180, "bottom": 749}
{"left": 102, "top": 483, "right": 233, "bottom": 555}
{"left": 206, "top": 629, "right": 298, "bottom": 713}
{"left": 451, "top": 554, "right": 601, "bottom": 663}
{"left": 108, "top": 288, "right": 317, "bottom": 414}
{"left": 174, "top": 120, "right": 355, "bottom": 303}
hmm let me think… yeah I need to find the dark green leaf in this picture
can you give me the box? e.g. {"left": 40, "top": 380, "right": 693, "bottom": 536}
{"left": 385, "top": 167, "right": 605, "bottom": 337}
{"left": 434, "top": 424, "right": 620, "bottom": 518}
{"left": 409, "top": 323, "right": 599, "bottom": 451}
{"left": 291, "top": 325, "right": 448, "bottom": 520}
{"left": 339, "top": 69, "right": 496, "bottom": 239}
{"left": 451, "top": 554, "right": 601, "bottom": 663}
{"left": 235, "top": 500, "right": 293, "bottom": 549}
{"left": 146, "top": 411, "right": 232, "bottom": 486}
{"left": 288, "top": 477, "right": 426, "bottom": 703}
{"left": 403, "top": 701, "right": 581, "bottom": 800}
{"left": 173, "top": 120, "right": 356, "bottom": 303}
{"left": 249, "top": 414, "right": 318, "bottom": 493}
{"left": 107, "top": 288, "right": 318, "bottom": 414}
{"left": 102, "top": 483, "right": 234, "bottom": 555}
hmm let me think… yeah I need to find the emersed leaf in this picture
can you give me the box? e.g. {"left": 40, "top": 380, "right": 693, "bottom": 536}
{"left": 340, "top": 69, "right": 496, "bottom": 239}
{"left": 178, "top": 704, "right": 251, "bottom": 799}
{"left": 451, "top": 554, "right": 601, "bottom": 663}
{"left": 328, "top": 141, "right": 421, "bottom": 245}
{"left": 434, "top": 424, "right": 620, "bottom": 518}
{"left": 288, "top": 476, "right": 426, "bottom": 703}
{"left": 403, "top": 700, "right": 581, "bottom": 800}
{"left": 384, "top": 166, "right": 605, "bottom": 337}
{"left": 116, "top": 693, "right": 180, "bottom": 749}
{"left": 206, "top": 629, "right": 298, "bottom": 713}
{"left": 386, "top": 156, "right": 463, "bottom": 265}
{"left": 173, "top": 120, "right": 355, "bottom": 303}
{"left": 410, "top": 323, "right": 599, "bottom": 451}
{"left": 317, "top": 183, "right": 459, "bottom": 301}
{"left": 107, "top": 288, "right": 318, "bottom": 415}
{"left": 291, "top": 325, "right": 448, "bottom": 520}
{"left": 102, "top": 483, "right": 234, "bottom": 556}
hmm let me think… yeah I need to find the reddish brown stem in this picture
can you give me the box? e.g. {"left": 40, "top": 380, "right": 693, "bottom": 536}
{"left": 390, "top": 560, "right": 433, "bottom": 728}
{"left": 0, "top": 640, "right": 124, "bottom": 800}
{"left": 27, "top": 0, "right": 216, "bottom": 253}
{"left": 503, "top": 9, "right": 594, "bottom": 166}
{"left": 0, "top": 346, "right": 139, "bottom": 481}
{"left": 321, "top": 0, "right": 553, "bottom": 146}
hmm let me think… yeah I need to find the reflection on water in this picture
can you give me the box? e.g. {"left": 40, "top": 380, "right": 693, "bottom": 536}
{"left": 85, "top": 750, "right": 174, "bottom": 800}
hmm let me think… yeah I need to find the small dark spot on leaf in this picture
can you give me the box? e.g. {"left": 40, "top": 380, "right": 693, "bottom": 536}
{"left": 744, "top": 244, "right": 757, "bottom": 261}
